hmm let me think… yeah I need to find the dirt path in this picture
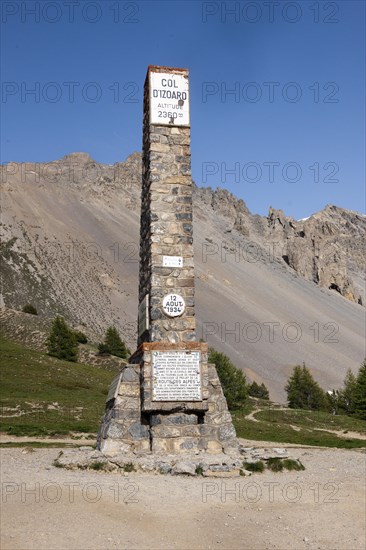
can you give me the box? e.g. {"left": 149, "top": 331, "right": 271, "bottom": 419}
{"left": 244, "top": 409, "right": 260, "bottom": 422}
{"left": 1, "top": 445, "right": 365, "bottom": 550}
{"left": 0, "top": 433, "right": 96, "bottom": 445}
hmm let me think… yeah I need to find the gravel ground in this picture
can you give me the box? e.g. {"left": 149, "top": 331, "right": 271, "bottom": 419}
{"left": 1, "top": 445, "right": 365, "bottom": 550}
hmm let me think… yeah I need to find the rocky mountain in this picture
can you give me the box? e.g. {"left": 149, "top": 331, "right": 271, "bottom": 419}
{"left": 1, "top": 152, "right": 365, "bottom": 401}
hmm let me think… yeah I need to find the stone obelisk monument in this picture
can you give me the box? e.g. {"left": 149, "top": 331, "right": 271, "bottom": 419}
{"left": 98, "top": 66, "right": 238, "bottom": 457}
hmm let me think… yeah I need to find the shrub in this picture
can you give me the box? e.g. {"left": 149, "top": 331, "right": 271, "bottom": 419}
{"left": 266, "top": 458, "right": 284, "bottom": 472}
{"left": 208, "top": 348, "right": 248, "bottom": 410}
{"left": 74, "top": 331, "right": 88, "bottom": 344}
{"left": 123, "top": 462, "right": 135, "bottom": 472}
{"left": 47, "top": 316, "right": 78, "bottom": 362}
{"left": 283, "top": 459, "right": 305, "bottom": 471}
{"left": 90, "top": 461, "right": 107, "bottom": 471}
{"left": 243, "top": 461, "right": 265, "bottom": 473}
{"left": 22, "top": 304, "right": 38, "bottom": 315}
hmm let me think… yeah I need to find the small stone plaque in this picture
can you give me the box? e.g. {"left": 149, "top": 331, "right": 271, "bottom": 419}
{"left": 152, "top": 350, "right": 201, "bottom": 401}
{"left": 162, "top": 293, "right": 185, "bottom": 317}
{"left": 106, "top": 372, "right": 123, "bottom": 403}
{"left": 163, "top": 255, "right": 183, "bottom": 268}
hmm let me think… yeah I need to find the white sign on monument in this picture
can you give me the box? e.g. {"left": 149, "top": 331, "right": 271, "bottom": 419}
{"left": 149, "top": 71, "right": 190, "bottom": 126}
{"left": 152, "top": 351, "right": 201, "bottom": 401}
{"left": 162, "top": 293, "right": 185, "bottom": 317}
{"left": 163, "top": 255, "right": 183, "bottom": 268}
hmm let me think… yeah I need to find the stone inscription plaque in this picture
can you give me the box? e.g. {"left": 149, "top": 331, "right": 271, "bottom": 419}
{"left": 152, "top": 351, "right": 201, "bottom": 401}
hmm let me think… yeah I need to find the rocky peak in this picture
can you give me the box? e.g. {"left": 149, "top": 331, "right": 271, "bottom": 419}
{"left": 61, "top": 152, "right": 95, "bottom": 164}
{"left": 264, "top": 205, "right": 365, "bottom": 305}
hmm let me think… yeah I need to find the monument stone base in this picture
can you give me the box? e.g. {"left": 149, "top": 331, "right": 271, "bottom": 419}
{"left": 97, "top": 343, "right": 239, "bottom": 457}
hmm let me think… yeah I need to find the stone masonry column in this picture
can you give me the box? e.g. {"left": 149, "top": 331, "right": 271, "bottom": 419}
{"left": 97, "top": 66, "right": 238, "bottom": 457}
{"left": 138, "top": 66, "right": 195, "bottom": 345}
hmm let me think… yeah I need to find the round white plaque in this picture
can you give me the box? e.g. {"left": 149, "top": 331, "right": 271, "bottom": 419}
{"left": 162, "top": 293, "right": 185, "bottom": 317}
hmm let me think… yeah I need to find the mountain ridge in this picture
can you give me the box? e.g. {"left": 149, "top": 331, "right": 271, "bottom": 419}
{"left": 1, "top": 152, "right": 365, "bottom": 401}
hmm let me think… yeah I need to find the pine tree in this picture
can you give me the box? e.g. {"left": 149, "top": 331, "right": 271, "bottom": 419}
{"left": 47, "top": 316, "right": 78, "bottom": 362}
{"left": 338, "top": 369, "right": 358, "bottom": 414}
{"left": 99, "top": 326, "right": 129, "bottom": 359}
{"left": 354, "top": 359, "right": 366, "bottom": 420}
{"left": 285, "top": 363, "right": 327, "bottom": 411}
{"left": 208, "top": 348, "right": 248, "bottom": 409}
{"left": 249, "top": 381, "right": 270, "bottom": 400}
{"left": 285, "top": 365, "right": 304, "bottom": 408}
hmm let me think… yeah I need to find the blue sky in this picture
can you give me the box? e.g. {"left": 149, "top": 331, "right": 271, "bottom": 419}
{"left": 1, "top": 0, "right": 365, "bottom": 219}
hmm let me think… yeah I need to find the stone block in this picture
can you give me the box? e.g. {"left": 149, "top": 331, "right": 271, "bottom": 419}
{"left": 183, "top": 332, "right": 196, "bottom": 342}
{"left": 163, "top": 175, "right": 191, "bottom": 185}
{"left": 218, "top": 423, "right": 237, "bottom": 441}
{"left": 151, "top": 437, "right": 199, "bottom": 454}
{"left": 150, "top": 425, "right": 181, "bottom": 438}
{"left": 132, "top": 439, "right": 151, "bottom": 453}
{"left": 99, "top": 439, "right": 132, "bottom": 456}
{"left": 115, "top": 396, "right": 140, "bottom": 410}
{"left": 207, "top": 440, "right": 224, "bottom": 453}
{"left": 222, "top": 441, "right": 241, "bottom": 456}
{"left": 155, "top": 462, "right": 172, "bottom": 474}
{"left": 151, "top": 424, "right": 200, "bottom": 438}
{"left": 208, "top": 402, "right": 217, "bottom": 413}
{"left": 104, "top": 421, "right": 127, "bottom": 440}
{"left": 122, "top": 366, "right": 139, "bottom": 382}
{"left": 199, "top": 424, "right": 219, "bottom": 438}
{"left": 150, "top": 413, "right": 198, "bottom": 426}
{"left": 198, "top": 438, "right": 223, "bottom": 454}
{"left": 113, "top": 409, "right": 141, "bottom": 422}
{"left": 172, "top": 462, "right": 196, "bottom": 476}
{"left": 151, "top": 438, "right": 168, "bottom": 453}
{"left": 179, "top": 438, "right": 200, "bottom": 451}
{"left": 118, "top": 383, "right": 140, "bottom": 398}
{"left": 150, "top": 142, "right": 171, "bottom": 153}
{"left": 205, "top": 412, "right": 233, "bottom": 425}
{"left": 128, "top": 422, "right": 150, "bottom": 440}
{"left": 204, "top": 469, "right": 240, "bottom": 478}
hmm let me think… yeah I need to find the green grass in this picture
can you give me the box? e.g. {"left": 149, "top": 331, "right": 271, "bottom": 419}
{"left": 243, "top": 458, "right": 306, "bottom": 473}
{"left": 123, "top": 462, "right": 136, "bottom": 472}
{"left": 90, "top": 461, "right": 108, "bottom": 471}
{"left": 256, "top": 407, "right": 366, "bottom": 434}
{"left": 283, "top": 459, "right": 305, "bottom": 471}
{"left": 243, "top": 461, "right": 265, "bottom": 472}
{"left": 0, "top": 338, "right": 111, "bottom": 436}
{"left": 2, "top": 337, "right": 365, "bottom": 450}
{"left": 266, "top": 457, "right": 284, "bottom": 472}
{"left": 233, "top": 403, "right": 366, "bottom": 449}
